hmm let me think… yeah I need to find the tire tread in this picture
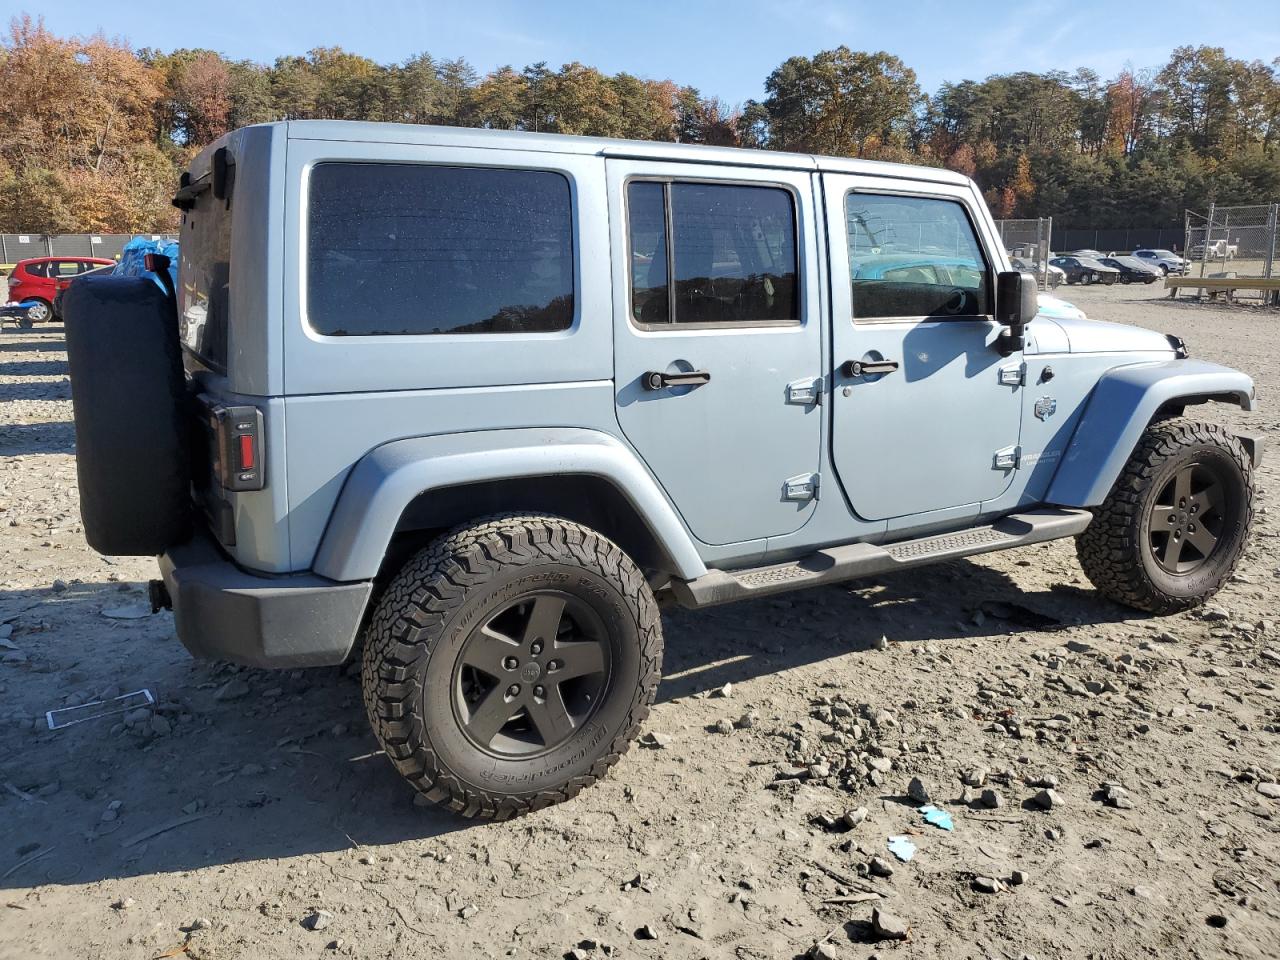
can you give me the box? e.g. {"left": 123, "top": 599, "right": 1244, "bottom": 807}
{"left": 361, "top": 513, "right": 663, "bottom": 820}
{"left": 1076, "top": 419, "right": 1253, "bottom": 614}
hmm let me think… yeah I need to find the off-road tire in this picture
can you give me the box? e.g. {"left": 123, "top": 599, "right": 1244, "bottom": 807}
{"left": 361, "top": 513, "right": 663, "bottom": 819}
{"left": 1076, "top": 419, "right": 1253, "bottom": 614}
{"left": 64, "top": 276, "right": 191, "bottom": 555}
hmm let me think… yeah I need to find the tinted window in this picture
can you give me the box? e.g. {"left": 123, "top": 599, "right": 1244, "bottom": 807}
{"left": 628, "top": 181, "right": 669, "bottom": 324}
{"left": 845, "top": 194, "right": 989, "bottom": 320}
{"left": 179, "top": 179, "right": 232, "bottom": 370}
{"left": 23, "top": 261, "right": 47, "bottom": 278}
{"left": 307, "top": 163, "right": 574, "bottom": 336}
{"left": 628, "top": 180, "right": 798, "bottom": 325}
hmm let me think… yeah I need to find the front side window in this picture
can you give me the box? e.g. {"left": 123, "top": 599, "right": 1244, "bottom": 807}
{"left": 307, "top": 162, "right": 574, "bottom": 336}
{"left": 628, "top": 180, "right": 798, "bottom": 326}
{"left": 845, "top": 193, "right": 989, "bottom": 320}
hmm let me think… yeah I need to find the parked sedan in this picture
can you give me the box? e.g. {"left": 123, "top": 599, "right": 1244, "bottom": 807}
{"left": 1133, "top": 249, "right": 1188, "bottom": 275}
{"left": 1067, "top": 248, "right": 1107, "bottom": 260}
{"left": 1011, "top": 256, "right": 1065, "bottom": 289}
{"left": 1099, "top": 256, "right": 1161, "bottom": 284}
{"left": 1049, "top": 255, "right": 1121, "bottom": 285}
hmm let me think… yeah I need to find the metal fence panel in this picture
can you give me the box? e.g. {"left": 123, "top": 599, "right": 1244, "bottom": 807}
{"left": 1052, "top": 226, "right": 1185, "bottom": 254}
{"left": 1, "top": 234, "right": 176, "bottom": 266}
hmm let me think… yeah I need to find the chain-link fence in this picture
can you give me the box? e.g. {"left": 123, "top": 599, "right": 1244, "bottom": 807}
{"left": 994, "top": 218, "right": 1054, "bottom": 288}
{"left": 1182, "top": 204, "right": 1279, "bottom": 290}
{"left": 1052, "top": 225, "right": 1185, "bottom": 254}
{"left": 0, "top": 234, "right": 176, "bottom": 266}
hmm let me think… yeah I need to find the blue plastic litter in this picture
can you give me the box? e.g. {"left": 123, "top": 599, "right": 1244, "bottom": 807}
{"left": 919, "top": 804, "right": 954, "bottom": 831}
{"left": 114, "top": 236, "right": 179, "bottom": 290}
{"left": 887, "top": 835, "right": 917, "bottom": 861}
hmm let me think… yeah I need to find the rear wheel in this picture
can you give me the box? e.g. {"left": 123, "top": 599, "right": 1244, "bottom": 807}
{"left": 1076, "top": 420, "right": 1253, "bottom": 614}
{"left": 361, "top": 514, "right": 663, "bottom": 819}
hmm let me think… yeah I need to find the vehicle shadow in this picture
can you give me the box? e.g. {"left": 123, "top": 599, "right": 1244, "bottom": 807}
{"left": 0, "top": 329, "right": 66, "bottom": 351}
{"left": 0, "top": 380, "right": 71, "bottom": 402}
{"left": 0, "top": 557, "right": 1138, "bottom": 891}
{"left": 656, "top": 556, "right": 1132, "bottom": 701}
{"left": 0, "top": 359, "right": 68, "bottom": 377}
{"left": 0, "top": 421, "right": 75, "bottom": 455}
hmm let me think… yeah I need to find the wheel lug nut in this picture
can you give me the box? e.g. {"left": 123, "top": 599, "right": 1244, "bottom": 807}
{"left": 507, "top": 684, "right": 520, "bottom": 697}
{"left": 530, "top": 640, "right": 543, "bottom": 655}
{"left": 503, "top": 657, "right": 519, "bottom": 670}
{"left": 534, "top": 685, "right": 545, "bottom": 699}
{"left": 547, "top": 660, "right": 561, "bottom": 672}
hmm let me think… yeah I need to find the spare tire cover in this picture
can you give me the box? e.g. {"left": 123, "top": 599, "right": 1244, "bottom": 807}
{"left": 64, "top": 276, "right": 192, "bottom": 556}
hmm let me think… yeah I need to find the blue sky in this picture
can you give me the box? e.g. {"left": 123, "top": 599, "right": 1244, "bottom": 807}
{"left": 9, "top": 0, "right": 1280, "bottom": 102}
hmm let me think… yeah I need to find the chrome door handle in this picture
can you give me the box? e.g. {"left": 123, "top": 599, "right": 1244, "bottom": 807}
{"left": 644, "top": 369, "right": 711, "bottom": 390}
{"left": 843, "top": 359, "right": 899, "bottom": 377}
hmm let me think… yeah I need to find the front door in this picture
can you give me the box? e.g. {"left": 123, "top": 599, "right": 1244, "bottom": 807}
{"left": 823, "top": 174, "right": 1023, "bottom": 522}
{"left": 607, "top": 160, "right": 823, "bottom": 546}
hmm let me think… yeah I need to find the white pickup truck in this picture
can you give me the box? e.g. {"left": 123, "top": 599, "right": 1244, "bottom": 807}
{"left": 1192, "top": 238, "right": 1239, "bottom": 259}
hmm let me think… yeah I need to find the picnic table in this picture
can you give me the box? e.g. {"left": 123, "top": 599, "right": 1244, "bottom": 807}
{"left": 1166, "top": 275, "right": 1280, "bottom": 305}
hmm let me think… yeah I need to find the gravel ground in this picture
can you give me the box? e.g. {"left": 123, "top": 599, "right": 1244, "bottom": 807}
{"left": 1, "top": 284, "right": 1279, "bottom": 960}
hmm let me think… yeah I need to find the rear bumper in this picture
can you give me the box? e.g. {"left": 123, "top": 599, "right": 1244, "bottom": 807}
{"left": 159, "top": 527, "right": 372, "bottom": 668}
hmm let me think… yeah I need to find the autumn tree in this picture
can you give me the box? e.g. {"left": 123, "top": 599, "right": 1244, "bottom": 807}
{"left": 1, "top": 16, "right": 1279, "bottom": 236}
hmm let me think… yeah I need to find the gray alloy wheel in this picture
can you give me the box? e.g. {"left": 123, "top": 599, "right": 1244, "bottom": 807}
{"left": 1077, "top": 420, "right": 1253, "bottom": 614}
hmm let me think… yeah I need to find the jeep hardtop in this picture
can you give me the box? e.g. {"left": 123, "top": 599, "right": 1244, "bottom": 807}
{"left": 63, "top": 121, "right": 1259, "bottom": 819}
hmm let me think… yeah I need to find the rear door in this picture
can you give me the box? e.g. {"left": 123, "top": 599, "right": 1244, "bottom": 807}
{"left": 823, "top": 174, "right": 1023, "bottom": 522}
{"left": 607, "top": 160, "right": 823, "bottom": 546}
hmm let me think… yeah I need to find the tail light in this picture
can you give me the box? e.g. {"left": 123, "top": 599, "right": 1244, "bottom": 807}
{"left": 207, "top": 402, "right": 265, "bottom": 492}
{"left": 7, "top": 275, "right": 19, "bottom": 286}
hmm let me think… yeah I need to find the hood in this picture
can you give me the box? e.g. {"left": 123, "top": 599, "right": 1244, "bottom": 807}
{"left": 1035, "top": 315, "right": 1177, "bottom": 355}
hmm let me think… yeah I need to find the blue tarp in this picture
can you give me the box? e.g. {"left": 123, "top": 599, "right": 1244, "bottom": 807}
{"left": 114, "top": 236, "right": 179, "bottom": 290}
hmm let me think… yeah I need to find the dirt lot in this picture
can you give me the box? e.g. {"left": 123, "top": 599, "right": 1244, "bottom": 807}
{"left": 2, "top": 283, "right": 1279, "bottom": 960}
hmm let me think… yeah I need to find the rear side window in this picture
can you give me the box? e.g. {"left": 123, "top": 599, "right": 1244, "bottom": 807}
{"left": 23, "top": 261, "right": 47, "bottom": 278}
{"left": 307, "top": 163, "right": 574, "bottom": 336}
{"left": 845, "top": 193, "right": 989, "bottom": 320}
{"left": 627, "top": 180, "right": 798, "bottom": 326}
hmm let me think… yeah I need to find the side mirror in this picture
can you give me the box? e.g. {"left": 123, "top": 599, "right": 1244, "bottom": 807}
{"left": 995, "top": 270, "right": 1038, "bottom": 355}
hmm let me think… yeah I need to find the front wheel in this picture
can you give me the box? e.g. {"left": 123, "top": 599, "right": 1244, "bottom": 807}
{"left": 25, "top": 299, "right": 51, "bottom": 323}
{"left": 1076, "top": 420, "right": 1253, "bottom": 614}
{"left": 361, "top": 513, "right": 663, "bottom": 819}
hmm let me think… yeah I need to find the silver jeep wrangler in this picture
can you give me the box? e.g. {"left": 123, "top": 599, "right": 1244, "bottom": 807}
{"left": 64, "top": 121, "right": 1259, "bottom": 819}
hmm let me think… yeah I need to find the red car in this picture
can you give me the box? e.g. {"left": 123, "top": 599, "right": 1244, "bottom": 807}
{"left": 6, "top": 256, "right": 115, "bottom": 323}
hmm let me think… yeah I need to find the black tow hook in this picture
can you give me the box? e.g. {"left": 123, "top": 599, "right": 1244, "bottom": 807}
{"left": 149, "top": 579, "right": 172, "bottom": 613}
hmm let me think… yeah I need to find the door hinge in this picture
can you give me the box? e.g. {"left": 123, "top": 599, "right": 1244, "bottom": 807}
{"left": 783, "top": 472, "right": 820, "bottom": 501}
{"left": 993, "top": 445, "right": 1021, "bottom": 470}
{"left": 786, "top": 376, "right": 822, "bottom": 405}
{"left": 998, "top": 363, "right": 1025, "bottom": 387}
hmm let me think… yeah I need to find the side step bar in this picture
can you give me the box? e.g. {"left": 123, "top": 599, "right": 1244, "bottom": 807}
{"left": 669, "top": 508, "right": 1092, "bottom": 609}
